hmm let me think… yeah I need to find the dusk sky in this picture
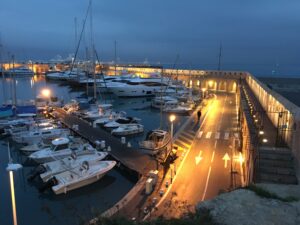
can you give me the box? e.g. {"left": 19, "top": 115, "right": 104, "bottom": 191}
{"left": 1, "top": 0, "right": 300, "bottom": 75}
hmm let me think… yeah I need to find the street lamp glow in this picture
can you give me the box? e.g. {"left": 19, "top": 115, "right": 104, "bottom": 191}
{"left": 208, "top": 80, "right": 214, "bottom": 88}
{"left": 169, "top": 114, "right": 176, "bottom": 123}
{"left": 6, "top": 142, "right": 22, "bottom": 225}
{"left": 262, "top": 138, "right": 268, "bottom": 143}
{"left": 238, "top": 152, "right": 245, "bottom": 164}
{"left": 259, "top": 130, "right": 264, "bottom": 135}
{"left": 41, "top": 88, "right": 51, "bottom": 97}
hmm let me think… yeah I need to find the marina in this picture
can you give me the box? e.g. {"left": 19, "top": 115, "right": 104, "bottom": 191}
{"left": 0, "top": 74, "right": 191, "bottom": 225}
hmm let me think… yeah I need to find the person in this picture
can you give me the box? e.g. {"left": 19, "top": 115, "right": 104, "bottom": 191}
{"left": 197, "top": 110, "right": 201, "bottom": 122}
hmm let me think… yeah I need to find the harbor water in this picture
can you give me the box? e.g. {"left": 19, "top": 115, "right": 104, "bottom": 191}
{"left": 0, "top": 75, "right": 188, "bottom": 225}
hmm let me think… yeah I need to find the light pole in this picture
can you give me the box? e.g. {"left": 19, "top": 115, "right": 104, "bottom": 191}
{"left": 201, "top": 88, "right": 207, "bottom": 99}
{"left": 6, "top": 142, "right": 22, "bottom": 225}
{"left": 169, "top": 114, "right": 176, "bottom": 140}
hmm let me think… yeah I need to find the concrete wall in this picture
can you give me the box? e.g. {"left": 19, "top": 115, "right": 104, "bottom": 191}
{"left": 246, "top": 73, "right": 300, "bottom": 164}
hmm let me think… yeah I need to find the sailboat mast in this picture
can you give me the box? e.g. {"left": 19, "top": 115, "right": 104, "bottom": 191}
{"left": 12, "top": 55, "right": 17, "bottom": 107}
{"left": 159, "top": 67, "right": 164, "bottom": 129}
{"left": 89, "top": 0, "right": 96, "bottom": 100}
{"left": 0, "top": 39, "right": 6, "bottom": 104}
{"left": 114, "top": 40, "right": 117, "bottom": 76}
{"left": 218, "top": 42, "right": 222, "bottom": 71}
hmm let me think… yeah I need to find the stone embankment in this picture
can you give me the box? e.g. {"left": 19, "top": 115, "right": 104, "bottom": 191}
{"left": 196, "top": 184, "right": 300, "bottom": 225}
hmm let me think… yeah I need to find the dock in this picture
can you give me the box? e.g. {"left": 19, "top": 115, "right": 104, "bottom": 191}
{"left": 53, "top": 108, "right": 157, "bottom": 176}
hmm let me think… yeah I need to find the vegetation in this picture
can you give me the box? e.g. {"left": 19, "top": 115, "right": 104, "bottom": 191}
{"left": 87, "top": 208, "right": 215, "bottom": 225}
{"left": 245, "top": 184, "right": 299, "bottom": 202}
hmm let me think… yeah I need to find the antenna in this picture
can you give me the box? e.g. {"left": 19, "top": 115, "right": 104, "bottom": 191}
{"left": 218, "top": 42, "right": 222, "bottom": 71}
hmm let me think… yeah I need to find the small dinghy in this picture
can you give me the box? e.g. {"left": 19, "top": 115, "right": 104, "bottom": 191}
{"left": 111, "top": 124, "right": 144, "bottom": 136}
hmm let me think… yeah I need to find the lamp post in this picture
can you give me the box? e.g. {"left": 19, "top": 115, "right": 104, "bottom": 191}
{"left": 201, "top": 88, "right": 207, "bottom": 99}
{"left": 6, "top": 142, "right": 22, "bottom": 225}
{"left": 169, "top": 114, "right": 176, "bottom": 139}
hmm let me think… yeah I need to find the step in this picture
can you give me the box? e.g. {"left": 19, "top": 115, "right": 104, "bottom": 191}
{"left": 180, "top": 132, "right": 195, "bottom": 140}
{"left": 259, "top": 153, "right": 293, "bottom": 161}
{"left": 259, "top": 166, "right": 296, "bottom": 176}
{"left": 258, "top": 173, "right": 298, "bottom": 185}
{"left": 174, "top": 140, "right": 189, "bottom": 149}
{"left": 259, "top": 159, "right": 294, "bottom": 168}
{"left": 177, "top": 136, "right": 193, "bottom": 145}
{"left": 184, "top": 130, "right": 196, "bottom": 137}
{"left": 259, "top": 148, "right": 292, "bottom": 155}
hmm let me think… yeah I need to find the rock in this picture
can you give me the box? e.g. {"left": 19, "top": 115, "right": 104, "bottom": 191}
{"left": 196, "top": 189, "right": 300, "bottom": 225}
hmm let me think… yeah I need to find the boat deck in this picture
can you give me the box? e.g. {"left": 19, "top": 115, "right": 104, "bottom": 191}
{"left": 52, "top": 108, "right": 157, "bottom": 176}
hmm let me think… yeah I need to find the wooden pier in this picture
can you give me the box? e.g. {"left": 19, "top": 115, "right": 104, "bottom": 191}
{"left": 53, "top": 108, "right": 157, "bottom": 176}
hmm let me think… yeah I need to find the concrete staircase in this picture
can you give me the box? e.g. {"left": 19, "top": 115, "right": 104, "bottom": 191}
{"left": 256, "top": 147, "right": 298, "bottom": 184}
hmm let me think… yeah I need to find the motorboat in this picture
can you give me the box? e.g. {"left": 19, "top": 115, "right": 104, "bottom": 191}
{"left": 6, "top": 119, "right": 56, "bottom": 137}
{"left": 28, "top": 137, "right": 95, "bottom": 163}
{"left": 40, "top": 160, "right": 116, "bottom": 194}
{"left": 0, "top": 117, "right": 35, "bottom": 128}
{"left": 45, "top": 71, "right": 64, "bottom": 80}
{"left": 139, "top": 129, "right": 171, "bottom": 155}
{"left": 46, "top": 69, "right": 85, "bottom": 81}
{"left": 35, "top": 95, "right": 63, "bottom": 111}
{"left": 39, "top": 151, "right": 108, "bottom": 182}
{"left": 163, "top": 102, "right": 194, "bottom": 115}
{"left": 82, "top": 104, "right": 113, "bottom": 120}
{"left": 111, "top": 124, "right": 144, "bottom": 136}
{"left": 19, "top": 141, "right": 50, "bottom": 155}
{"left": 4, "top": 66, "right": 34, "bottom": 76}
{"left": 104, "top": 116, "right": 140, "bottom": 129}
{"left": 151, "top": 96, "right": 178, "bottom": 109}
{"left": 63, "top": 100, "right": 79, "bottom": 114}
{"left": 109, "top": 77, "right": 169, "bottom": 97}
{"left": 154, "top": 84, "right": 189, "bottom": 96}
{"left": 13, "top": 127, "right": 70, "bottom": 145}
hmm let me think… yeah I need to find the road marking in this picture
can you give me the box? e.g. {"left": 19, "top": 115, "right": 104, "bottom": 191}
{"left": 201, "top": 166, "right": 212, "bottom": 201}
{"left": 205, "top": 132, "right": 212, "bottom": 139}
{"left": 211, "top": 151, "right": 215, "bottom": 163}
{"left": 222, "top": 153, "right": 231, "bottom": 168}
{"left": 224, "top": 132, "right": 229, "bottom": 140}
{"left": 197, "top": 131, "right": 203, "bottom": 138}
{"left": 195, "top": 150, "right": 203, "bottom": 165}
{"left": 215, "top": 132, "right": 220, "bottom": 140}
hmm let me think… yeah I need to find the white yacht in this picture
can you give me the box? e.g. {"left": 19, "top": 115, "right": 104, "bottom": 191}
{"left": 111, "top": 124, "right": 144, "bottom": 136}
{"left": 20, "top": 141, "right": 50, "bottom": 155}
{"left": 151, "top": 96, "right": 178, "bottom": 109}
{"left": 46, "top": 69, "right": 86, "bottom": 81}
{"left": 109, "top": 77, "right": 169, "bottom": 97}
{"left": 139, "top": 129, "right": 171, "bottom": 155}
{"left": 50, "top": 160, "right": 116, "bottom": 194}
{"left": 104, "top": 116, "right": 139, "bottom": 129}
{"left": 29, "top": 137, "right": 95, "bottom": 163}
{"left": 13, "top": 127, "right": 70, "bottom": 145}
{"left": 39, "top": 151, "right": 108, "bottom": 182}
{"left": 45, "top": 71, "right": 64, "bottom": 80}
{"left": 5, "top": 67, "right": 34, "bottom": 76}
